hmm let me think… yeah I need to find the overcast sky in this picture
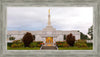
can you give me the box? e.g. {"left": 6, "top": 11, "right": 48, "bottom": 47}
{"left": 7, "top": 7, "right": 93, "bottom": 34}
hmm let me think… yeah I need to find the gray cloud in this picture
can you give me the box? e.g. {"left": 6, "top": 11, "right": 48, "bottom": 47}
{"left": 7, "top": 7, "right": 93, "bottom": 34}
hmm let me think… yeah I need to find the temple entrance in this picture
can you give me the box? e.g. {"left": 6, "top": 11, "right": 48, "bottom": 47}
{"left": 46, "top": 37, "right": 53, "bottom": 46}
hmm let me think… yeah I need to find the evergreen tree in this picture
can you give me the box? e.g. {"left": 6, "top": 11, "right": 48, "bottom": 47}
{"left": 88, "top": 25, "right": 93, "bottom": 40}
{"left": 64, "top": 35, "right": 66, "bottom": 40}
{"left": 9, "top": 37, "right": 15, "bottom": 40}
{"left": 80, "top": 32, "right": 89, "bottom": 40}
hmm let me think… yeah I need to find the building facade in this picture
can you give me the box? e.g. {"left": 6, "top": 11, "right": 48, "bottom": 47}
{"left": 7, "top": 9, "right": 80, "bottom": 46}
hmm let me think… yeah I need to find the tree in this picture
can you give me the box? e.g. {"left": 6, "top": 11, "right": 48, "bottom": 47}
{"left": 9, "top": 37, "right": 15, "bottom": 40}
{"left": 80, "top": 32, "right": 89, "bottom": 40}
{"left": 64, "top": 35, "right": 66, "bottom": 40}
{"left": 22, "top": 32, "right": 33, "bottom": 47}
{"left": 33, "top": 35, "right": 35, "bottom": 41}
{"left": 66, "top": 33, "right": 75, "bottom": 46}
{"left": 88, "top": 25, "right": 93, "bottom": 40}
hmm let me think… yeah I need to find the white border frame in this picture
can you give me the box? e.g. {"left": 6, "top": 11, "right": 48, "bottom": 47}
{"left": 0, "top": 0, "right": 99, "bottom": 57}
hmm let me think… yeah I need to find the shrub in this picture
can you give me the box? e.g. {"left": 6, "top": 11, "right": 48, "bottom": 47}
{"left": 11, "top": 40, "right": 24, "bottom": 48}
{"left": 62, "top": 43, "right": 69, "bottom": 47}
{"left": 56, "top": 41, "right": 65, "bottom": 43}
{"left": 17, "top": 43, "right": 24, "bottom": 48}
{"left": 29, "top": 42, "right": 37, "bottom": 47}
{"left": 7, "top": 43, "right": 13, "bottom": 47}
{"left": 75, "top": 43, "right": 87, "bottom": 48}
{"left": 75, "top": 40, "right": 88, "bottom": 48}
{"left": 66, "top": 33, "right": 75, "bottom": 46}
{"left": 13, "top": 40, "right": 21, "bottom": 44}
{"left": 76, "top": 40, "right": 86, "bottom": 44}
{"left": 29, "top": 41, "right": 43, "bottom": 48}
{"left": 56, "top": 41, "right": 69, "bottom": 47}
{"left": 86, "top": 43, "right": 93, "bottom": 47}
{"left": 22, "top": 32, "right": 33, "bottom": 47}
{"left": 11, "top": 44, "right": 18, "bottom": 48}
{"left": 11, "top": 43, "right": 24, "bottom": 48}
{"left": 57, "top": 43, "right": 63, "bottom": 47}
{"left": 37, "top": 44, "right": 41, "bottom": 47}
{"left": 9, "top": 37, "right": 15, "bottom": 40}
{"left": 29, "top": 43, "right": 33, "bottom": 48}
{"left": 82, "top": 44, "right": 87, "bottom": 47}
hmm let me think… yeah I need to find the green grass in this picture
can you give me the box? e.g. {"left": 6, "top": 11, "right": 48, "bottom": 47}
{"left": 7, "top": 46, "right": 92, "bottom": 50}
{"left": 7, "top": 47, "right": 40, "bottom": 50}
{"left": 58, "top": 47, "right": 93, "bottom": 50}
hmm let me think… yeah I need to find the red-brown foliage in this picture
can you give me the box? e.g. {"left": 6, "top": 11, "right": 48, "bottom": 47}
{"left": 22, "top": 32, "right": 33, "bottom": 47}
{"left": 66, "top": 33, "right": 75, "bottom": 46}
{"left": 33, "top": 35, "right": 35, "bottom": 41}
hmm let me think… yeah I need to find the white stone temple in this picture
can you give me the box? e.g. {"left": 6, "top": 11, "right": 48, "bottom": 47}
{"left": 7, "top": 9, "right": 80, "bottom": 46}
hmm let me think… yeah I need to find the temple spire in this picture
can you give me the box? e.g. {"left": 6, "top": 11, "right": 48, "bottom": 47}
{"left": 48, "top": 9, "right": 51, "bottom": 26}
{"left": 42, "top": 9, "right": 56, "bottom": 31}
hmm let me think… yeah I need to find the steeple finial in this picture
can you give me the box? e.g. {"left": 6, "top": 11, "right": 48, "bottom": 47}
{"left": 48, "top": 9, "right": 50, "bottom": 14}
{"left": 48, "top": 9, "right": 51, "bottom": 26}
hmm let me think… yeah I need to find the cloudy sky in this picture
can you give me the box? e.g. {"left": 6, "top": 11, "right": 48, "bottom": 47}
{"left": 7, "top": 7, "right": 93, "bottom": 34}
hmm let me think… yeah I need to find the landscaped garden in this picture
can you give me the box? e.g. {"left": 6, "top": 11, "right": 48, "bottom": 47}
{"left": 7, "top": 32, "right": 93, "bottom": 50}
{"left": 56, "top": 33, "right": 93, "bottom": 50}
{"left": 56, "top": 41, "right": 93, "bottom": 50}
{"left": 7, "top": 40, "right": 43, "bottom": 50}
{"left": 7, "top": 32, "right": 43, "bottom": 50}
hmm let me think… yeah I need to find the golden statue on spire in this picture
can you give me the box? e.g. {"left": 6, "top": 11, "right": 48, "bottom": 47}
{"left": 48, "top": 9, "right": 50, "bottom": 14}
{"left": 48, "top": 9, "right": 51, "bottom": 26}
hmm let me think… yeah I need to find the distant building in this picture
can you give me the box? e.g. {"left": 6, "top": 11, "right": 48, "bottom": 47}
{"left": 7, "top": 9, "right": 80, "bottom": 46}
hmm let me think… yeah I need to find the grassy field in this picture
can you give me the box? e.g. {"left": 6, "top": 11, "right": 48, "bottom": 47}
{"left": 7, "top": 46, "right": 92, "bottom": 50}
{"left": 58, "top": 47, "right": 93, "bottom": 50}
{"left": 7, "top": 47, "right": 40, "bottom": 50}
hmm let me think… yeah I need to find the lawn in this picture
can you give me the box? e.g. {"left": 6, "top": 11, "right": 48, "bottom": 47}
{"left": 7, "top": 47, "right": 40, "bottom": 50}
{"left": 7, "top": 46, "right": 93, "bottom": 50}
{"left": 58, "top": 47, "right": 93, "bottom": 50}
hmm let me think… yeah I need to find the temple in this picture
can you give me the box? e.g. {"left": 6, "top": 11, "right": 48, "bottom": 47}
{"left": 7, "top": 9, "right": 80, "bottom": 46}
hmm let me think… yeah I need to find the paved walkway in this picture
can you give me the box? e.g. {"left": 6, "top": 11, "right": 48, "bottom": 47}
{"left": 41, "top": 46, "right": 57, "bottom": 50}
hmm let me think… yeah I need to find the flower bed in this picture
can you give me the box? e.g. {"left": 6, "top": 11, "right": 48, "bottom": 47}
{"left": 29, "top": 41, "right": 43, "bottom": 48}
{"left": 56, "top": 41, "right": 69, "bottom": 47}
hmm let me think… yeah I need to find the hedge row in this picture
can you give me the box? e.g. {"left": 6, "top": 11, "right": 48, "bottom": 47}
{"left": 7, "top": 43, "right": 13, "bottom": 47}
{"left": 86, "top": 43, "right": 93, "bottom": 47}
{"left": 7, "top": 41, "right": 43, "bottom": 48}
{"left": 29, "top": 41, "right": 43, "bottom": 48}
